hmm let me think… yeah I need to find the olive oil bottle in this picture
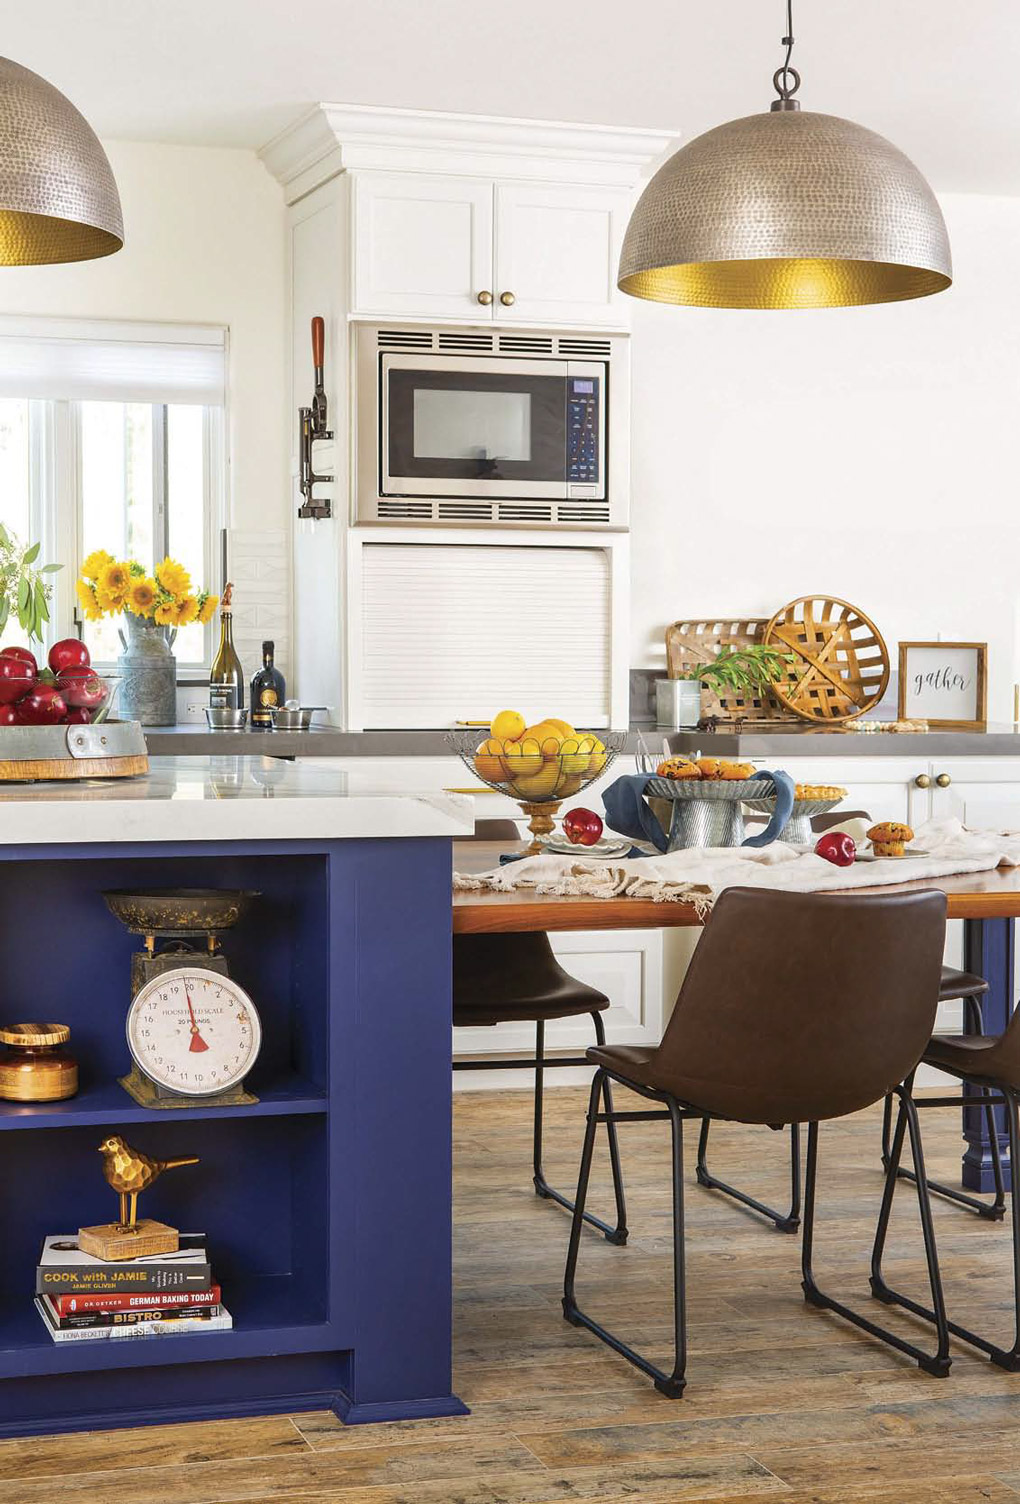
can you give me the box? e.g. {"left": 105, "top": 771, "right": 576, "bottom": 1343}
{"left": 209, "top": 582, "right": 244, "bottom": 711}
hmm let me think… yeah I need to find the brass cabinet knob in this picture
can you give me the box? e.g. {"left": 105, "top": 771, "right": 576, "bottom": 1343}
{"left": 914, "top": 773, "right": 931, "bottom": 789}
{"left": 936, "top": 772, "right": 952, "bottom": 788}
{"left": 499, "top": 290, "right": 516, "bottom": 306}
{"left": 477, "top": 290, "right": 493, "bottom": 306}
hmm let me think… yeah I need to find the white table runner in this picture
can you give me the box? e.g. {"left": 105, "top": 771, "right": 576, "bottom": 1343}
{"left": 454, "top": 819, "right": 1020, "bottom": 911}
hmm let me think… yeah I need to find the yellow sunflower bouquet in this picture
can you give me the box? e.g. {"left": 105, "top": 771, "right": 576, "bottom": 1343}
{"left": 77, "top": 552, "right": 218, "bottom": 634}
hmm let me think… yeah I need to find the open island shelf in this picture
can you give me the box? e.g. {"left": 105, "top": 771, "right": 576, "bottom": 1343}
{"left": 0, "top": 818, "right": 465, "bottom": 1437}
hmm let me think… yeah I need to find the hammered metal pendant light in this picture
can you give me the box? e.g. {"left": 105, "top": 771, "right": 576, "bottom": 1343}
{"left": 619, "top": 2, "right": 951, "bottom": 309}
{"left": 0, "top": 56, "right": 123, "bottom": 266}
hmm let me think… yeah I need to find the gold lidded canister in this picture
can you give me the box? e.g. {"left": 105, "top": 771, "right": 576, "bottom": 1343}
{"left": 0, "top": 1022, "right": 78, "bottom": 1102}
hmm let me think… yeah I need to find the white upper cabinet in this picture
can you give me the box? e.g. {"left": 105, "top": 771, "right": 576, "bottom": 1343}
{"left": 353, "top": 172, "right": 494, "bottom": 320}
{"left": 493, "top": 183, "right": 630, "bottom": 326}
{"left": 351, "top": 171, "right": 631, "bottom": 327}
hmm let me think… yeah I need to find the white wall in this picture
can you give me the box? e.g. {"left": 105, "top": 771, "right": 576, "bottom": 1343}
{"left": 629, "top": 191, "right": 1020, "bottom": 722}
{"left": 0, "top": 139, "right": 287, "bottom": 539}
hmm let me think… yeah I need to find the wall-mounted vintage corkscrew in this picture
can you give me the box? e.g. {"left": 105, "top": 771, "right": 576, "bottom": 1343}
{"left": 298, "top": 315, "right": 333, "bottom": 520}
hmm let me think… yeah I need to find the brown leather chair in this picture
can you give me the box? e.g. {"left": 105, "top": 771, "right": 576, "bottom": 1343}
{"left": 453, "top": 820, "right": 626, "bottom": 1243}
{"left": 698, "top": 809, "right": 988, "bottom": 1233}
{"left": 876, "top": 1011, "right": 1020, "bottom": 1369}
{"left": 563, "top": 886, "right": 950, "bottom": 1396}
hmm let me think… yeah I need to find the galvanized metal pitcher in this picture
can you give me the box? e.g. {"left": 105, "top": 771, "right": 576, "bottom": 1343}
{"left": 117, "top": 615, "right": 177, "bottom": 726}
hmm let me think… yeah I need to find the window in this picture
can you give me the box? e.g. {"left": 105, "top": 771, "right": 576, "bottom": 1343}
{"left": 0, "top": 319, "right": 226, "bottom": 673}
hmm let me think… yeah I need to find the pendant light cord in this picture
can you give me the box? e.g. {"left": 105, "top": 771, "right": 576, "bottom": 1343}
{"left": 773, "top": 0, "right": 801, "bottom": 105}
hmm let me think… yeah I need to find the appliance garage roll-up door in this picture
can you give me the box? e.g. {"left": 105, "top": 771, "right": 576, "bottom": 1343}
{"left": 357, "top": 542, "right": 614, "bottom": 729}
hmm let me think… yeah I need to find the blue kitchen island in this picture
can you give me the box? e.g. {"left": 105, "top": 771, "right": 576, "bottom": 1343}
{"left": 0, "top": 757, "right": 473, "bottom": 1438}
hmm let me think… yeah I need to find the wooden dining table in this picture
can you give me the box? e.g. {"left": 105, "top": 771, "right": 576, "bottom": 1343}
{"left": 453, "top": 840, "right": 1020, "bottom": 1193}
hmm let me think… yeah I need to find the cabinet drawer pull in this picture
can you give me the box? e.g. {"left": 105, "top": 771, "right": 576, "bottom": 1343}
{"left": 914, "top": 773, "right": 931, "bottom": 789}
{"left": 476, "top": 290, "right": 493, "bottom": 306}
{"left": 499, "top": 290, "right": 516, "bottom": 306}
{"left": 936, "top": 772, "right": 952, "bottom": 788}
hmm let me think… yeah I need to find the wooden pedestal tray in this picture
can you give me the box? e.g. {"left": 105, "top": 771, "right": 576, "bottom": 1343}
{"left": 764, "top": 596, "right": 890, "bottom": 723}
{"left": 0, "top": 721, "right": 148, "bottom": 781}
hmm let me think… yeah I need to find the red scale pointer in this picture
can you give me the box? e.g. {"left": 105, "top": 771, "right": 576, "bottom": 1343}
{"left": 185, "top": 986, "right": 210, "bottom": 1053}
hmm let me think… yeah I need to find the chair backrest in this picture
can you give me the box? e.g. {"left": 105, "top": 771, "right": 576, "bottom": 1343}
{"left": 642, "top": 886, "right": 946, "bottom": 1124}
{"left": 468, "top": 819, "right": 521, "bottom": 842}
{"left": 811, "top": 810, "right": 871, "bottom": 833}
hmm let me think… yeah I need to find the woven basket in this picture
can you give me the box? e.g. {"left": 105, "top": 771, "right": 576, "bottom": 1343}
{"left": 664, "top": 618, "right": 797, "bottom": 724}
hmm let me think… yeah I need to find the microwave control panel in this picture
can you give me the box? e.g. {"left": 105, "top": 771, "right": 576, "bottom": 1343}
{"left": 567, "top": 377, "right": 600, "bottom": 483}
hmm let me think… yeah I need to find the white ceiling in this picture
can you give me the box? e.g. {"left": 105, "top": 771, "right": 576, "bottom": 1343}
{"left": 3, "top": 0, "right": 1019, "bottom": 194}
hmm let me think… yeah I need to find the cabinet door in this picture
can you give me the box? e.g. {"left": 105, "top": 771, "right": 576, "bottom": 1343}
{"left": 493, "top": 183, "right": 629, "bottom": 326}
{"left": 352, "top": 172, "right": 494, "bottom": 319}
{"left": 928, "top": 758, "right": 1020, "bottom": 828}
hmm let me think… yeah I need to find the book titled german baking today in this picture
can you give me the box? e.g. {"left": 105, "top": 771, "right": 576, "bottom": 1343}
{"left": 36, "top": 1235, "right": 211, "bottom": 1295}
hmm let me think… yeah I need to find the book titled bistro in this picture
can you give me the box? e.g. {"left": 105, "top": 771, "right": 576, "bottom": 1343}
{"left": 36, "top": 1235, "right": 211, "bottom": 1294}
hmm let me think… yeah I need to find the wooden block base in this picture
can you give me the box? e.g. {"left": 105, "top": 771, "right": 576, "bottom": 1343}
{"left": 78, "top": 1220, "right": 179, "bottom": 1261}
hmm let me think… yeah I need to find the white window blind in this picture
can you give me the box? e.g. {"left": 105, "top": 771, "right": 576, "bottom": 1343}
{"left": 0, "top": 317, "right": 225, "bottom": 405}
{"left": 360, "top": 542, "right": 612, "bottom": 729}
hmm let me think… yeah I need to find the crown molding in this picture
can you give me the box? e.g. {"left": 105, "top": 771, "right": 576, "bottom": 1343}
{"left": 260, "top": 103, "right": 676, "bottom": 203}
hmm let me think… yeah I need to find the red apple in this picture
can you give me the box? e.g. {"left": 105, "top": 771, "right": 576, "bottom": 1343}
{"left": 0, "top": 657, "right": 35, "bottom": 704}
{"left": 0, "top": 703, "right": 20, "bottom": 726}
{"left": 16, "top": 684, "right": 66, "bottom": 725}
{"left": 56, "top": 667, "right": 106, "bottom": 708}
{"left": 815, "top": 831, "right": 856, "bottom": 867}
{"left": 48, "top": 638, "right": 90, "bottom": 674}
{"left": 62, "top": 706, "right": 93, "bottom": 725}
{"left": 0, "top": 646, "right": 38, "bottom": 676}
{"left": 563, "top": 807, "right": 604, "bottom": 846}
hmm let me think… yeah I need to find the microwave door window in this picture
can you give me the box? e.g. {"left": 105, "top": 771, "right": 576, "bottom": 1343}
{"left": 386, "top": 370, "right": 566, "bottom": 490}
{"left": 413, "top": 389, "right": 531, "bottom": 474}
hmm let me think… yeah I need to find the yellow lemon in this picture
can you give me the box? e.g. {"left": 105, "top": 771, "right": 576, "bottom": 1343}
{"left": 522, "top": 722, "right": 553, "bottom": 742}
{"left": 543, "top": 717, "right": 576, "bottom": 739}
{"left": 490, "top": 709, "right": 525, "bottom": 742}
{"left": 559, "top": 736, "right": 589, "bottom": 775}
{"left": 513, "top": 762, "right": 562, "bottom": 800}
{"left": 474, "top": 738, "right": 507, "bottom": 783}
{"left": 557, "top": 773, "right": 585, "bottom": 797}
{"left": 586, "top": 736, "right": 607, "bottom": 774}
{"left": 503, "top": 737, "right": 543, "bottom": 781}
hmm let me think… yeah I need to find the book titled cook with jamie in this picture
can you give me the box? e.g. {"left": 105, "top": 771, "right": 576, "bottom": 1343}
{"left": 37, "top": 1235, "right": 210, "bottom": 1294}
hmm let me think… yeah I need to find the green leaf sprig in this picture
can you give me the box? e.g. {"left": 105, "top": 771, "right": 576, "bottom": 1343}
{"left": 681, "top": 644, "right": 796, "bottom": 696}
{"left": 0, "top": 523, "right": 62, "bottom": 641}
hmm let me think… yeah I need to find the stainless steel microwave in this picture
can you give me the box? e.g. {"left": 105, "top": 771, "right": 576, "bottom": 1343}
{"left": 354, "top": 324, "right": 629, "bottom": 529}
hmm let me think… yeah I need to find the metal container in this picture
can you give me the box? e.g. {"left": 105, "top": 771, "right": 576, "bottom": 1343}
{"left": 117, "top": 614, "right": 177, "bottom": 726}
{"left": 656, "top": 678, "right": 701, "bottom": 730}
{"left": 205, "top": 707, "right": 248, "bottom": 730}
{"left": 645, "top": 778, "right": 774, "bottom": 849}
{"left": 272, "top": 706, "right": 320, "bottom": 730}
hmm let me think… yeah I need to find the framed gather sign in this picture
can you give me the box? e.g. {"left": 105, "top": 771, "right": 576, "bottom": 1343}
{"left": 898, "top": 641, "right": 987, "bottom": 729}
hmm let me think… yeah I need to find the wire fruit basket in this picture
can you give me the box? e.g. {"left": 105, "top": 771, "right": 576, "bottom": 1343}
{"left": 447, "top": 728, "right": 626, "bottom": 853}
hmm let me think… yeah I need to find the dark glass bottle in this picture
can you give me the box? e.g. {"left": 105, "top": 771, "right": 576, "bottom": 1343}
{"left": 209, "top": 583, "right": 244, "bottom": 711}
{"left": 250, "top": 640, "right": 286, "bottom": 729}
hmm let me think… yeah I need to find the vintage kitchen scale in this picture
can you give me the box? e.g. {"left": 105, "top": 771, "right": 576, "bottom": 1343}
{"left": 103, "top": 889, "right": 262, "bottom": 1109}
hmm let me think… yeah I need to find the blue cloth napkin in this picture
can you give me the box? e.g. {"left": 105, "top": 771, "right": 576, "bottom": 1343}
{"left": 602, "top": 770, "right": 796, "bottom": 853}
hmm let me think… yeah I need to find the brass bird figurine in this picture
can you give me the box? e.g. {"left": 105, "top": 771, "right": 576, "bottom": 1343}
{"left": 97, "top": 1134, "right": 199, "bottom": 1233}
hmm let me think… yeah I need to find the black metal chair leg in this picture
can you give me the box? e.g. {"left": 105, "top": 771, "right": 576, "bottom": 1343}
{"left": 876, "top": 1085, "right": 1020, "bottom": 1371}
{"left": 533, "top": 1015, "right": 628, "bottom": 1244}
{"left": 802, "top": 1089, "right": 951, "bottom": 1378}
{"left": 695, "top": 1118, "right": 801, "bottom": 1233}
{"left": 887, "top": 998, "right": 1006, "bottom": 1221}
{"left": 563, "top": 1075, "right": 686, "bottom": 1398}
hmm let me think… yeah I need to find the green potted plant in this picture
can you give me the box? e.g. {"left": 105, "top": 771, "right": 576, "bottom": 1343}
{"left": 670, "top": 644, "right": 793, "bottom": 727}
{"left": 0, "top": 524, "right": 61, "bottom": 643}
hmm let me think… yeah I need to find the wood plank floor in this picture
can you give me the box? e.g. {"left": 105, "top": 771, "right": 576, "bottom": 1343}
{"left": 5, "top": 1087, "right": 1020, "bottom": 1502}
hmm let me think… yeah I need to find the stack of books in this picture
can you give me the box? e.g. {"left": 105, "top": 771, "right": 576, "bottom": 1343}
{"left": 34, "top": 1234, "right": 232, "bottom": 1343}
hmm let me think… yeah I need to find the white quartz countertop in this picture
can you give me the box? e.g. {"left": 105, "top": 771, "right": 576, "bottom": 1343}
{"left": 0, "top": 756, "right": 475, "bottom": 846}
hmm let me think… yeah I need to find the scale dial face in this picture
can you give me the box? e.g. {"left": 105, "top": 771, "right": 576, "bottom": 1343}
{"left": 126, "top": 967, "right": 262, "bottom": 1097}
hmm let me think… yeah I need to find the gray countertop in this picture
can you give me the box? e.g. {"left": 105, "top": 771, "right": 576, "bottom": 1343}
{"left": 142, "top": 723, "right": 1020, "bottom": 758}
